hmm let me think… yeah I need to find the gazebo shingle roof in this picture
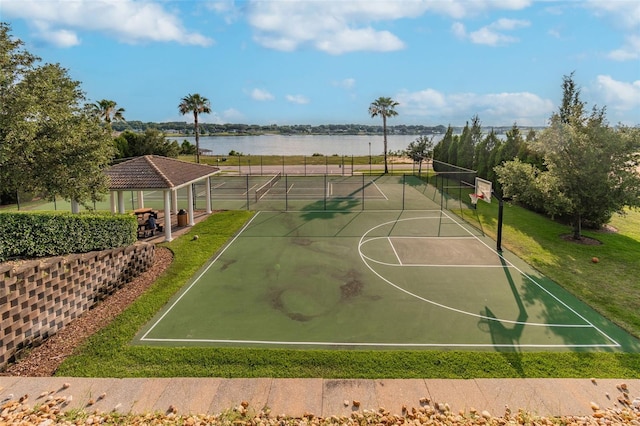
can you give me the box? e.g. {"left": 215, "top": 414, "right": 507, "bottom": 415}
{"left": 105, "top": 155, "right": 220, "bottom": 190}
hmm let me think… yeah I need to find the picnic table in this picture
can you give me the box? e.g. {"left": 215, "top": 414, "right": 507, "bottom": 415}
{"left": 134, "top": 208, "right": 159, "bottom": 238}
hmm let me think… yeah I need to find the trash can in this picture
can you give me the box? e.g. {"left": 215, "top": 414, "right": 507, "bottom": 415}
{"left": 177, "top": 209, "right": 188, "bottom": 227}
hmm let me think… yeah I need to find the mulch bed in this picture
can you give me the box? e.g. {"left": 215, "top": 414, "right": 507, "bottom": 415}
{"left": 2, "top": 247, "right": 173, "bottom": 377}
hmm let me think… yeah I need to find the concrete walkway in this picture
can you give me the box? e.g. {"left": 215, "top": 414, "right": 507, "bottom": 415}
{"left": 1, "top": 377, "right": 637, "bottom": 418}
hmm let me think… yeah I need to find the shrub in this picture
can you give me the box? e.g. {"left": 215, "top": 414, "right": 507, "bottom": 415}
{"left": 0, "top": 212, "right": 137, "bottom": 262}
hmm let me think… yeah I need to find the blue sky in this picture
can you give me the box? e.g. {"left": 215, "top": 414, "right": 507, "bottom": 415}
{"left": 2, "top": 0, "right": 639, "bottom": 127}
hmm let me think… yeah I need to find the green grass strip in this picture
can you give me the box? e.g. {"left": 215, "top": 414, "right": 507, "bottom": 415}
{"left": 57, "top": 207, "right": 640, "bottom": 378}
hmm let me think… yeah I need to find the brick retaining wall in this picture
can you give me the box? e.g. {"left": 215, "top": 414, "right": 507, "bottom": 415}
{"left": 0, "top": 243, "right": 155, "bottom": 370}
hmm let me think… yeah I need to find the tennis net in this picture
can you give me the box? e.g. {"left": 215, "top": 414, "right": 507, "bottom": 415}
{"left": 255, "top": 172, "right": 282, "bottom": 201}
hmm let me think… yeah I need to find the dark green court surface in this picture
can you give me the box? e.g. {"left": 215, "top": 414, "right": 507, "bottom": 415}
{"left": 135, "top": 210, "right": 640, "bottom": 352}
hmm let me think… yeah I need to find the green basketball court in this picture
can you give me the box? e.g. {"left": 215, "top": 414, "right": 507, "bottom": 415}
{"left": 135, "top": 208, "right": 640, "bottom": 352}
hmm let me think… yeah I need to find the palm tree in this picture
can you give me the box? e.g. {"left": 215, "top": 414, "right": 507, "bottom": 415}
{"left": 178, "top": 93, "right": 211, "bottom": 163}
{"left": 92, "top": 99, "right": 125, "bottom": 128}
{"left": 368, "top": 97, "right": 399, "bottom": 173}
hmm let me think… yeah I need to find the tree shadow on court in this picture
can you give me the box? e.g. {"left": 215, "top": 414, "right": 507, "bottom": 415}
{"left": 476, "top": 203, "right": 640, "bottom": 351}
{"left": 478, "top": 256, "right": 528, "bottom": 376}
{"left": 516, "top": 271, "right": 640, "bottom": 352}
{"left": 298, "top": 197, "right": 362, "bottom": 220}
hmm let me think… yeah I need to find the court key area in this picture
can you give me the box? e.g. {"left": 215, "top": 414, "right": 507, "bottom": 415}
{"left": 135, "top": 210, "right": 640, "bottom": 352}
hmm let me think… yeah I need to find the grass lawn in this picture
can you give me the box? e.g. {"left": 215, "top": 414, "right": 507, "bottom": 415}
{"left": 56, "top": 205, "right": 640, "bottom": 379}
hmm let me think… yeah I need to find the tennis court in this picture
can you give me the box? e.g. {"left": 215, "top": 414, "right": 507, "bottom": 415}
{"left": 135, "top": 205, "right": 640, "bottom": 352}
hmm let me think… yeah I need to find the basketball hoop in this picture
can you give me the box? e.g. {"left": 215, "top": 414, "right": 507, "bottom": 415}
{"left": 469, "top": 193, "right": 484, "bottom": 205}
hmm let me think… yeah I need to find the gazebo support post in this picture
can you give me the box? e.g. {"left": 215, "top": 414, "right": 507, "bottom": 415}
{"left": 163, "top": 189, "right": 172, "bottom": 242}
{"left": 187, "top": 184, "right": 195, "bottom": 226}
{"left": 136, "top": 191, "right": 144, "bottom": 210}
{"left": 172, "top": 190, "right": 178, "bottom": 215}
{"left": 206, "top": 177, "right": 212, "bottom": 214}
{"left": 117, "top": 191, "right": 125, "bottom": 214}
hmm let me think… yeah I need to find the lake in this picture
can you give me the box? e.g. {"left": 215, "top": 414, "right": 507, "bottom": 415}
{"left": 172, "top": 134, "right": 444, "bottom": 156}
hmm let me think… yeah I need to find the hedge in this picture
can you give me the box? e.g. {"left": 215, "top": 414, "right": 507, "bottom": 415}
{"left": 0, "top": 212, "right": 137, "bottom": 262}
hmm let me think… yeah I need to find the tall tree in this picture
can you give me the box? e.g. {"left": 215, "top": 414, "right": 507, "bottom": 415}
{"left": 91, "top": 99, "right": 125, "bottom": 128}
{"left": 433, "top": 125, "right": 454, "bottom": 164}
{"left": 498, "top": 73, "right": 640, "bottom": 239}
{"left": 368, "top": 97, "right": 399, "bottom": 173}
{"left": 498, "top": 123, "right": 524, "bottom": 165}
{"left": 457, "top": 115, "right": 482, "bottom": 170}
{"left": 0, "top": 24, "right": 114, "bottom": 207}
{"left": 178, "top": 93, "right": 211, "bottom": 163}
{"left": 405, "top": 135, "right": 434, "bottom": 175}
{"left": 474, "top": 129, "right": 500, "bottom": 180}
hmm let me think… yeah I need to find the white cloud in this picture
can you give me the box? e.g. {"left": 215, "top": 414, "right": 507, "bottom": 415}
{"left": 417, "top": 0, "right": 532, "bottom": 20}
{"left": 469, "top": 27, "right": 517, "bottom": 45}
{"left": 547, "top": 28, "right": 562, "bottom": 39}
{"left": 594, "top": 75, "right": 640, "bottom": 111}
{"left": 316, "top": 27, "right": 404, "bottom": 54}
{"left": 246, "top": 0, "right": 531, "bottom": 54}
{"left": 250, "top": 88, "right": 275, "bottom": 101}
{"left": 1, "top": 0, "right": 213, "bottom": 47}
{"left": 222, "top": 108, "right": 245, "bottom": 122}
{"left": 286, "top": 95, "right": 310, "bottom": 105}
{"left": 465, "top": 18, "right": 530, "bottom": 46}
{"left": 607, "top": 35, "right": 640, "bottom": 61}
{"left": 248, "top": 1, "right": 405, "bottom": 54}
{"left": 205, "top": 0, "right": 241, "bottom": 24}
{"left": 451, "top": 22, "right": 467, "bottom": 39}
{"left": 332, "top": 78, "right": 356, "bottom": 90}
{"left": 396, "top": 88, "right": 554, "bottom": 126}
{"left": 39, "top": 27, "right": 81, "bottom": 48}
{"left": 584, "top": 0, "right": 640, "bottom": 30}
{"left": 182, "top": 107, "right": 245, "bottom": 124}
{"left": 583, "top": 1, "right": 639, "bottom": 62}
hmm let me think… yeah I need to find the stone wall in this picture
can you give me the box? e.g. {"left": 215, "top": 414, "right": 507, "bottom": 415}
{"left": 0, "top": 243, "right": 154, "bottom": 370}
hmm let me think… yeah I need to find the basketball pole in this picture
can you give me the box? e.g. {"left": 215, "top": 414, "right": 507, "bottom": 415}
{"left": 492, "top": 190, "right": 504, "bottom": 253}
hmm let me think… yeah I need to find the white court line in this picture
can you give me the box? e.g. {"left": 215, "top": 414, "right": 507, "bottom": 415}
{"left": 140, "top": 211, "right": 263, "bottom": 341}
{"left": 141, "top": 210, "right": 618, "bottom": 349}
{"left": 358, "top": 216, "right": 604, "bottom": 332}
{"left": 438, "top": 210, "right": 620, "bottom": 346}
{"left": 141, "top": 337, "right": 618, "bottom": 349}
{"left": 387, "top": 237, "right": 403, "bottom": 265}
{"left": 370, "top": 179, "right": 388, "bottom": 200}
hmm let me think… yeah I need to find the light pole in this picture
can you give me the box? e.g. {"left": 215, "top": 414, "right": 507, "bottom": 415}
{"left": 368, "top": 142, "right": 371, "bottom": 175}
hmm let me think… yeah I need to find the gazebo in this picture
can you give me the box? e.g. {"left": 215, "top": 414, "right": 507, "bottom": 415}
{"left": 105, "top": 155, "right": 220, "bottom": 242}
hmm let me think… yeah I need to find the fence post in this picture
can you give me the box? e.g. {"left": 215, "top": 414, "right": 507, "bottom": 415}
{"left": 402, "top": 174, "right": 406, "bottom": 210}
{"left": 362, "top": 173, "right": 365, "bottom": 210}
{"left": 246, "top": 174, "right": 250, "bottom": 210}
{"left": 324, "top": 174, "right": 327, "bottom": 210}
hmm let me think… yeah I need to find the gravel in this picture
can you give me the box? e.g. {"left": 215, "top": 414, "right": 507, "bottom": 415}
{"left": 0, "top": 394, "right": 638, "bottom": 425}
